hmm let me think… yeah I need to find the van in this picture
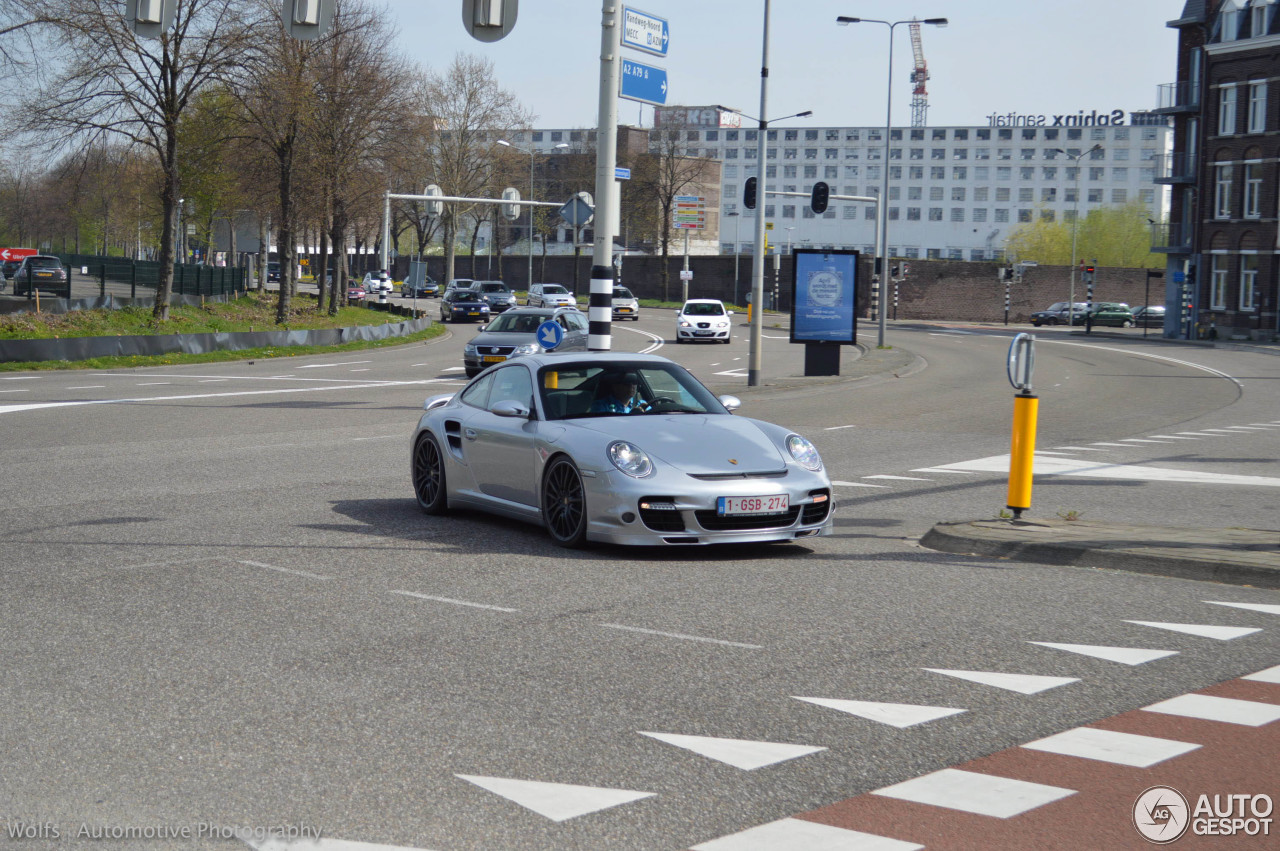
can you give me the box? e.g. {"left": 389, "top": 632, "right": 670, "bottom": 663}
{"left": 527, "top": 283, "right": 577, "bottom": 309}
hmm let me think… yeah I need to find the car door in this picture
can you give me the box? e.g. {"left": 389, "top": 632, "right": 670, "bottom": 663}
{"left": 563, "top": 311, "right": 589, "bottom": 350}
{"left": 465, "top": 364, "right": 540, "bottom": 506}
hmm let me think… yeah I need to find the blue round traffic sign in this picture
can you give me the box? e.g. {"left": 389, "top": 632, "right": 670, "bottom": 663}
{"left": 536, "top": 320, "right": 565, "bottom": 350}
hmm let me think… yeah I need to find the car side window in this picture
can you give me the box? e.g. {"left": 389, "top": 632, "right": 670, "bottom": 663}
{"left": 568, "top": 313, "right": 588, "bottom": 332}
{"left": 488, "top": 366, "right": 534, "bottom": 412}
{"left": 459, "top": 373, "right": 494, "bottom": 409}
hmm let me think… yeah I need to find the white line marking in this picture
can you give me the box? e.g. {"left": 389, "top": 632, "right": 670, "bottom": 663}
{"left": 831, "top": 481, "right": 889, "bottom": 488}
{"left": 925, "top": 668, "right": 1079, "bottom": 694}
{"left": 350, "top": 368, "right": 371, "bottom": 372}
{"left": 871, "top": 768, "right": 1076, "bottom": 818}
{"left": 199, "top": 379, "right": 228, "bottom": 383}
{"left": 692, "top": 819, "right": 924, "bottom": 851}
{"left": 715, "top": 369, "right": 749, "bottom": 377}
{"left": 1147, "top": 435, "right": 1199, "bottom": 440}
{"left": 136, "top": 382, "right": 171, "bottom": 386}
{"left": 1175, "top": 432, "right": 1219, "bottom": 437}
{"left": 246, "top": 835, "right": 427, "bottom": 850}
{"left": 863, "top": 475, "right": 932, "bottom": 481}
{"left": 825, "top": 424, "right": 858, "bottom": 431}
{"left": 1034, "top": 451, "right": 1077, "bottom": 455}
{"left": 1053, "top": 446, "right": 1108, "bottom": 451}
{"left": 1118, "top": 438, "right": 1172, "bottom": 444}
{"left": 1046, "top": 339, "right": 1244, "bottom": 389}
{"left": 909, "top": 468, "right": 975, "bottom": 474}
{"left": 1243, "top": 665, "right": 1280, "bottom": 684}
{"left": 601, "top": 623, "right": 761, "bottom": 649}
{"left": 66, "top": 385, "right": 106, "bottom": 390}
{"left": 0, "top": 376, "right": 37, "bottom": 380}
{"left": 0, "top": 389, "right": 29, "bottom": 393}
{"left": 353, "top": 435, "right": 398, "bottom": 442}
{"left": 236, "top": 560, "right": 330, "bottom": 580}
{"left": 1089, "top": 442, "right": 1132, "bottom": 447}
{"left": 933, "top": 453, "right": 1280, "bottom": 487}
{"left": 1028, "top": 642, "right": 1178, "bottom": 665}
{"left": 1143, "top": 694, "right": 1280, "bottom": 726}
{"left": 297, "top": 361, "right": 372, "bottom": 368}
{"left": 1221, "top": 426, "right": 1265, "bottom": 430}
{"left": 1204, "top": 601, "right": 1280, "bottom": 616}
{"left": 390, "top": 590, "right": 517, "bottom": 612}
{"left": 1201, "top": 428, "right": 1244, "bottom": 433}
{"left": 1021, "top": 728, "right": 1199, "bottom": 768}
{"left": 456, "top": 774, "right": 654, "bottom": 823}
{"left": 437, "top": 366, "right": 466, "bottom": 371}
{"left": 1249, "top": 423, "right": 1280, "bottom": 428}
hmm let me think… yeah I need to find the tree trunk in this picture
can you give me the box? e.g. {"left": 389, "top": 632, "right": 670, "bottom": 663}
{"left": 257, "top": 215, "right": 269, "bottom": 292}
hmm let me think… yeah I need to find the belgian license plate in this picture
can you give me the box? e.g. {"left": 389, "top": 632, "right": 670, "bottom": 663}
{"left": 695, "top": 330, "right": 713, "bottom": 336}
{"left": 468, "top": 311, "right": 480, "bottom": 315}
{"left": 482, "top": 355, "right": 505, "bottom": 363}
{"left": 619, "top": 308, "right": 632, "bottom": 313}
{"left": 36, "top": 272, "right": 52, "bottom": 277}
{"left": 718, "top": 495, "right": 789, "bottom": 516}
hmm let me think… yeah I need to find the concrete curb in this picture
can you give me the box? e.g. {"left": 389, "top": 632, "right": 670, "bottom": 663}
{"left": 921, "top": 520, "right": 1280, "bottom": 589}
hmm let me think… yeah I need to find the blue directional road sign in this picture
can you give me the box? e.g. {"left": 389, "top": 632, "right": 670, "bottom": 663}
{"left": 615, "top": 167, "right": 631, "bottom": 180}
{"left": 621, "top": 6, "right": 669, "bottom": 57}
{"left": 536, "top": 320, "right": 565, "bottom": 350}
{"left": 620, "top": 58, "right": 668, "bottom": 106}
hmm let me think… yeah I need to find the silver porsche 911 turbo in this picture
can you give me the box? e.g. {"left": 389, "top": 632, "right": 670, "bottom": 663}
{"left": 410, "top": 352, "right": 834, "bottom": 547}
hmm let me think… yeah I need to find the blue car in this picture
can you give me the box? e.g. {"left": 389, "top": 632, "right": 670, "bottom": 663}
{"left": 439, "top": 287, "right": 490, "bottom": 324}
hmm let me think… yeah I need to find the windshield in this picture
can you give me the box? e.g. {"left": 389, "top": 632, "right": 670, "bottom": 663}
{"left": 486, "top": 312, "right": 548, "bottom": 333}
{"left": 540, "top": 285, "right": 569, "bottom": 295}
{"left": 479, "top": 283, "right": 508, "bottom": 292}
{"left": 682, "top": 302, "right": 725, "bottom": 316}
{"left": 538, "top": 362, "right": 726, "bottom": 420}
{"left": 29, "top": 257, "right": 61, "bottom": 269}
{"left": 613, "top": 288, "right": 634, "bottom": 299}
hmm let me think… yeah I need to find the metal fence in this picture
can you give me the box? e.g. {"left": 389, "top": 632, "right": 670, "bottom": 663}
{"left": 49, "top": 254, "right": 248, "bottom": 300}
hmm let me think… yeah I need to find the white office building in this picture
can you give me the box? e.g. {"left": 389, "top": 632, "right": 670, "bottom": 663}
{"left": 523, "top": 106, "right": 1172, "bottom": 261}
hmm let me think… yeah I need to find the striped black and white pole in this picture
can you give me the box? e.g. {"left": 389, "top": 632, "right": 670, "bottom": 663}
{"left": 870, "top": 274, "right": 879, "bottom": 321}
{"left": 1004, "top": 278, "right": 1010, "bottom": 325}
{"left": 588, "top": 264, "right": 614, "bottom": 351}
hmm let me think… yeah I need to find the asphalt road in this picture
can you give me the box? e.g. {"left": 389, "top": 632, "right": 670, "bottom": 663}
{"left": 1, "top": 311, "right": 1278, "bottom": 850}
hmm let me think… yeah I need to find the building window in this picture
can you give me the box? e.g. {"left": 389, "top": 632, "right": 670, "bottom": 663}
{"left": 1018, "top": 209, "right": 1033, "bottom": 222}
{"left": 803, "top": 165, "right": 817, "bottom": 179}
{"left": 1018, "top": 187, "right": 1034, "bottom": 202}
{"left": 930, "top": 166, "right": 945, "bottom": 180}
{"left": 974, "top": 186, "right": 989, "bottom": 202}
{"left": 745, "top": 130, "right": 757, "bottom": 141}
{"left": 931, "top": 148, "right": 946, "bottom": 160}
{"left": 1113, "top": 148, "right": 1130, "bottom": 161}
{"left": 996, "top": 187, "right": 1011, "bottom": 202}
{"left": 1088, "top": 188, "right": 1103, "bottom": 203}
{"left": 725, "top": 148, "right": 739, "bottom": 159}
{"left": 805, "top": 129, "right": 819, "bottom": 141}
{"left": 928, "top": 207, "right": 943, "bottom": 221}
{"left": 865, "top": 206, "right": 876, "bottom": 219}
{"left": 724, "top": 184, "right": 737, "bottom": 198}
{"left": 846, "top": 148, "right": 860, "bottom": 159}
{"left": 1111, "top": 167, "right": 1128, "bottom": 180}
{"left": 1041, "top": 187, "right": 1057, "bottom": 202}
{"left": 784, "top": 149, "right": 797, "bottom": 159}
{"left": 1089, "top": 167, "right": 1105, "bottom": 181}
{"left": 907, "top": 207, "right": 921, "bottom": 220}
{"left": 930, "top": 186, "right": 945, "bottom": 201}
{"left": 826, "top": 165, "right": 840, "bottom": 179}
{"left": 953, "top": 166, "right": 967, "bottom": 180}
{"left": 725, "top": 130, "right": 739, "bottom": 141}
{"left": 531, "top": 131, "right": 544, "bottom": 141}
{"left": 973, "top": 208, "right": 988, "bottom": 222}
{"left": 1040, "top": 210, "right": 1056, "bottom": 221}
{"left": 1042, "top": 167, "right": 1058, "bottom": 180}
{"left": 998, "top": 128, "right": 1013, "bottom": 140}
{"left": 976, "top": 128, "right": 990, "bottom": 140}
{"left": 1216, "top": 164, "right": 1234, "bottom": 218}
{"left": 805, "top": 148, "right": 819, "bottom": 159}
{"left": 1240, "top": 255, "right": 1258, "bottom": 309}
{"left": 1022, "top": 128, "right": 1037, "bottom": 140}
{"left": 952, "top": 187, "right": 966, "bottom": 201}
{"left": 765, "top": 165, "right": 776, "bottom": 178}
{"left": 844, "top": 165, "right": 859, "bottom": 178}
{"left": 825, "top": 148, "right": 839, "bottom": 160}
{"left": 1220, "top": 85, "right": 1238, "bottom": 135}
{"left": 868, "top": 165, "right": 882, "bottom": 180}
{"left": 1090, "top": 127, "right": 1106, "bottom": 141}
{"left": 997, "top": 147, "right": 1012, "bottom": 160}
{"left": 910, "top": 166, "right": 924, "bottom": 179}
{"left": 994, "top": 208, "right": 1010, "bottom": 222}
{"left": 845, "top": 129, "right": 859, "bottom": 140}
{"left": 745, "top": 148, "right": 757, "bottom": 159}
{"left": 888, "top": 186, "right": 901, "bottom": 200}
{"left": 1020, "top": 148, "right": 1035, "bottom": 160}
{"left": 782, "top": 205, "right": 796, "bottom": 218}
{"left": 826, "top": 128, "right": 840, "bottom": 141}
{"left": 1245, "top": 163, "right": 1263, "bottom": 217}
{"left": 889, "top": 147, "right": 903, "bottom": 160}
{"left": 843, "top": 206, "right": 858, "bottom": 219}
{"left": 1111, "top": 189, "right": 1128, "bottom": 203}
{"left": 1067, "top": 128, "right": 1082, "bottom": 140}
{"left": 951, "top": 208, "right": 965, "bottom": 221}
{"left": 1249, "top": 81, "right": 1268, "bottom": 133}
{"left": 1211, "top": 256, "right": 1228, "bottom": 309}
{"left": 889, "top": 165, "right": 902, "bottom": 179}
{"left": 975, "top": 147, "right": 990, "bottom": 160}
{"left": 974, "top": 166, "right": 989, "bottom": 180}
{"left": 1020, "top": 167, "right": 1035, "bottom": 180}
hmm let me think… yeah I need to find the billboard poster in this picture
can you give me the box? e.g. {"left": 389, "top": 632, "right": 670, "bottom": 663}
{"left": 790, "top": 249, "right": 858, "bottom": 344}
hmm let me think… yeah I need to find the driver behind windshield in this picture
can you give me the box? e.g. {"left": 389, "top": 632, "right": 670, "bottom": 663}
{"left": 589, "top": 372, "right": 649, "bottom": 414}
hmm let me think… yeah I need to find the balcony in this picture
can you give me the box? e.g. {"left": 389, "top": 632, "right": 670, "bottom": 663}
{"left": 1154, "top": 151, "right": 1198, "bottom": 184}
{"left": 1151, "top": 221, "right": 1194, "bottom": 253}
{"left": 1154, "top": 81, "right": 1201, "bottom": 114}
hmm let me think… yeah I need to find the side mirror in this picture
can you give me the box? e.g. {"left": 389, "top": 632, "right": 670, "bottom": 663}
{"left": 490, "top": 400, "right": 531, "bottom": 419}
{"left": 726, "top": 310, "right": 735, "bottom": 316}
{"left": 718, "top": 394, "right": 742, "bottom": 412}
{"left": 477, "top": 324, "right": 488, "bottom": 332}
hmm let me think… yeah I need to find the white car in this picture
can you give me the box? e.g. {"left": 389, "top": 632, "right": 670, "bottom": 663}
{"left": 361, "top": 270, "right": 394, "bottom": 296}
{"left": 676, "top": 299, "right": 733, "bottom": 344}
{"left": 527, "top": 283, "right": 577, "bottom": 309}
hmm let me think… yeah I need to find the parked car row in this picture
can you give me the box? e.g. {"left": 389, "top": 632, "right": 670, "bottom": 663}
{"left": 1029, "top": 301, "right": 1169, "bottom": 329}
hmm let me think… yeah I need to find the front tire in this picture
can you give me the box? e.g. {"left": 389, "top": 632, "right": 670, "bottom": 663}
{"left": 542, "top": 456, "right": 588, "bottom": 548}
{"left": 1122, "top": 319, "right": 1133, "bottom": 328}
{"left": 413, "top": 434, "right": 448, "bottom": 514}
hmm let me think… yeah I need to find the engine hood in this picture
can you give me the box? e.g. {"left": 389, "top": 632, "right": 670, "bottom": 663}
{"left": 571, "top": 415, "right": 787, "bottom": 474}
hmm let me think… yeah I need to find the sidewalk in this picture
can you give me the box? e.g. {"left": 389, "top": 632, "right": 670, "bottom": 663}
{"left": 922, "top": 518, "right": 1280, "bottom": 589}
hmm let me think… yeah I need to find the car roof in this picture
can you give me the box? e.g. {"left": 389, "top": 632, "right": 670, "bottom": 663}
{"left": 683, "top": 298, "right": 723, "bottom": 305}
{"left": 513, "top": 351, "right": 676, "bottom": 370}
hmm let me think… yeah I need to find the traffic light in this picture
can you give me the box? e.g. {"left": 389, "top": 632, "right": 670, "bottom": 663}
{"left": 811, "top": 181, "right": 829, "bottom": 214}
{"left": 743, "top": 177, "right": 757, "bottom": 210}
{"left": 285, "top": 0, "right": 334, "bottom": 40}
{"left": 1083, "top": 264, "right": 1095, "bottom": 283}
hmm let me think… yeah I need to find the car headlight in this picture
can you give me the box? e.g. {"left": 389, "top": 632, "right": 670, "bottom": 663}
{"left": 716, "top": 321, "right": 729, "bottom": 328}
{"left": 513, "top": 343, "right": 543, "bottom": 355}
{"left": 608, "top": 441, "right": 654, "bottom": 478}
{"left": 679, "top": 320, "right": 692, "bottom": 327}
{"left": 464, "top": 343, "right": 477, "bottom": 354}
{"left": 786, "top": 434, "right": 822, "bottom": 471}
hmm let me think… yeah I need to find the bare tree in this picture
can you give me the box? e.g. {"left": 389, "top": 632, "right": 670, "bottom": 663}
{"left": 27, "top": 0, "right": 256, "bottom": 318}
{"left": 418, "top": 53, "right": 531, "bottom": 285}
{"left": 634, "top": 128, "right": 709, "bottom": 300}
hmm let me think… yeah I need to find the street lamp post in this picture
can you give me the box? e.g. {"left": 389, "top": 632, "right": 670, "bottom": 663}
{"left": 498, "top": 140, "right": 569, "bottom": 289}
{"left": 837, "top": 15, "right": 948, "bottom": 349}
{"left": 1049, "top": 143, "right": 1102, "bottom": 321}
{"left": 785, "top": 226, "right": 795, "bottom": 254}
{"left": 725, "top": 211, "right": 741, "bottom": 306}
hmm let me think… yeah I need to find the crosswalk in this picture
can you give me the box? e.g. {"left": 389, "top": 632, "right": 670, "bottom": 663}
{"left": 241, "top": 602, "right": 1279, "bottom": 850}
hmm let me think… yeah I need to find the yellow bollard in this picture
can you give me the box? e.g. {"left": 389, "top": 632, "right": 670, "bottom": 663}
{"left": 1006, "top": 391, "right": 1039, "bottom": 518}
{"left": 747, "top": 303, "right": 752, "bottom": 324}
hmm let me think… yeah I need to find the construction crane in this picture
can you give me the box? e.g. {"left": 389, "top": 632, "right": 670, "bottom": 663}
{"left": 908, "top": 18, "right": 930, "bottom": 127}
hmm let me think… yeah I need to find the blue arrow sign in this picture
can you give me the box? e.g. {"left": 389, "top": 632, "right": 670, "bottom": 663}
{"left": 615, "top": 167, "right": 631, "bottom": 180}
{"left": 619, "top": 58, "right": 668, "bottom": 106}
{"left": 621, "top": 6, "right": 669, "bottom": 57}
{"left": 536, "top": 320, "right": 565, "bottom": 350}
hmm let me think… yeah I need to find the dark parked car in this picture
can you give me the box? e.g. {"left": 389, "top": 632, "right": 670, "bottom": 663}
{"left": 462, "top": 306, "right": 588, "bottom": 378}
{"left": 469, "top": 280, "right": 518, "bottom": 313}
{"left": 1030, "top": 302, "right": 1087, "bottom": 327}
{"left": 1, "top": 259, "right": 22, "bottom": 284}
{"left": 11, "top": 255, "right": 68, "bottom": 295}
{"left": 1087, "top": 302, "right": 1135, "bottom": 327}
{"left": 405, "top": 276, "right": 439, "bottom": 298}
{"left": 1133, "top": 305, "right": 1166, "bottom": 327}
{"left": 267, "top": 261, "right": 281, "bottom": 283}
{"left": 439, "top": 286, "right": 491, "bottom": 324}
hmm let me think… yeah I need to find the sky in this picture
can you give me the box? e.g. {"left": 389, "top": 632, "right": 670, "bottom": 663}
{"left": 395, "top": 0, "right": 1187, "bottom": 129}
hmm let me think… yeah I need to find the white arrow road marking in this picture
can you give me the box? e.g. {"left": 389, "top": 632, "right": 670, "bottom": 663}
{"left": 639, "top": 732, "right": 825, "bottom": 770}
{"left": 1205, "top": 601, "right": 1280, "bottom": 616}
{"left": 455, "top": 775, "right": 654, "bottom": 822}
{"left": 715, "top": 369, "right": 749, "bottom": 377}
{"left": 924, "top": 669, "right": 1079, "bottom": 694}
{"left": 793, "top": 697, "right": 966, "bottom": 728}
{"left": 1028, "top": 642, "right": 1177, "bottom": 665}
{"left": 932, "top": 453, "right": 1280, "bottom": 487}
{"left": 1021, "top": 727, "right": 1200, "bottom": 768}
{"left": 871, "top": 768, "right": 1076, "bottom": 818}
{"left": 1125, "top": 621, "right": 1261, "bottom": 640}
{"left": 693, "top": 819, "right": 924, "bottom": 851}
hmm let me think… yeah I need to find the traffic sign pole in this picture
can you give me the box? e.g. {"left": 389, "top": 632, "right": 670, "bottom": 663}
{"left": 589, "top": 0, "right": 622, "bottom": 352}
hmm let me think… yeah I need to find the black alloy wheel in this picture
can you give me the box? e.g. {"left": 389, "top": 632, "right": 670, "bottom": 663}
{"left": 413, "top": 434, "right": 448, "bottom": 514}
{"left": 542, "top": 456, "right": 588, "bottom": 548}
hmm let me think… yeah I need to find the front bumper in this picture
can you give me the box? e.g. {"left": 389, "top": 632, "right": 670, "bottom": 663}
{"left": 580, "top": 467, "right": 834, "bottom": 546}
{"left": 678, "top": 324, "right": 731, "bottom": 341}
